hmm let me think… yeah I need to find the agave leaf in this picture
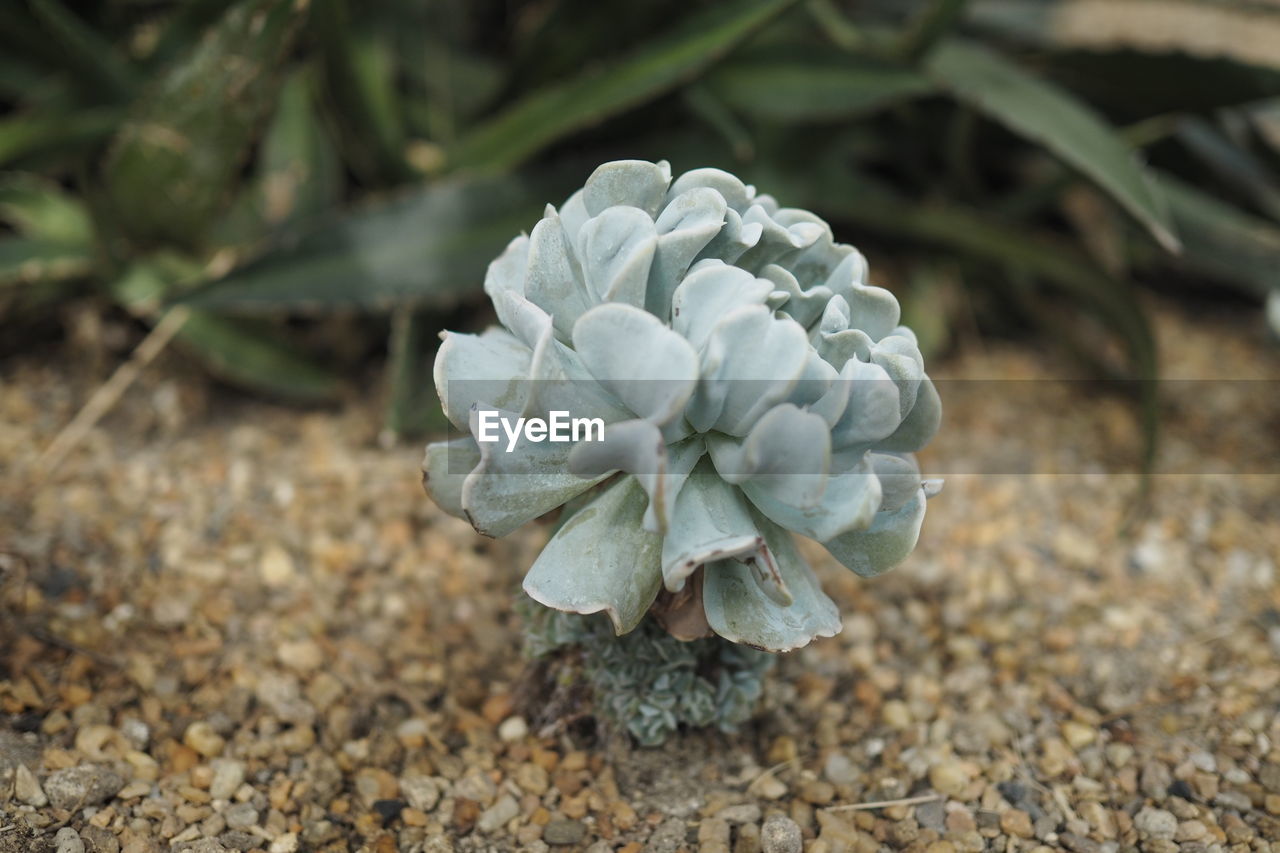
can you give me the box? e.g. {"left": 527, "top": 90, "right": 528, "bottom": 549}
{"left": 311, "top": 0, "right": 411, "bottom": 181}
{"left": 702, "top": 510, "right": 840, "bottom": 652}
{"left": 969, "top": 0, "right": 1280, "bottom": 76}
{"left": 0, "top": 236, "right": 91, "bottom": 286}
{"left": 0, "top": 109, "right": 120, "bottom": 169}
{"left": 0, "top": 173, "right": 94, "bottom": 286}
{"left": 770, "top": 164, "right": 1158, "bottom": 472}
{"left": 1155, "top": 173, "right": 1280, "bottom": 299}
{"left": 894, "top": 0, "right": 971, "bottom": 61}
{"left": 385, "top": 307, "right": 450, "bottom": 439}
{"left": 102, "top": 0, "right": 302, "bottom": 247}
{"left": 146, "top": 0, "right": 235, "bottom": 68}
{"left": 926, "top": 38, "right": 1180, "bottom": 253}
{"left": 111, "top": 255, "right": 342, "bottom": 402}
{"left": 175, "top": 313, "right": 344, "bottom": 402}
{"left": 0, "top": 173, "right": 93, "bottom": 244}
{"left": 682, "top": 84, "right": 756, "bottom": 161}
{"left": 1175, "top": 117, "right": 1280, "bottom": 223}
{"left": 449, "top": 0, "right": 801, "bottom": 172}
{"left": 257, "top": 68, "right": 343, "bottom": 229}
{"left": 27, "top": 0, "right": 138, "bottom": 101}
{"left": 180, "top": 174, "right": 559, "bottom": 312}
{"left": 703, "top": 57, "right": 933, "bottom": 122}
{"left": 522, "top": 476, "right": 665, "bottom": 635}
{"left": 1045, "top": 52, "right": 1280, "bottom": 119}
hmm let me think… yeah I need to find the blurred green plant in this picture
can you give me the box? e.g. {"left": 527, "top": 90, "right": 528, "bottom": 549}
{"left": 2, "top": 0, "right": 1278, "bottom": 442}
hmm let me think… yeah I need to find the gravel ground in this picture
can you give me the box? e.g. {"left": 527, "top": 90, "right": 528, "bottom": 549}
{"left": 1, "top": 301, "right": 1278, "bottom": 853}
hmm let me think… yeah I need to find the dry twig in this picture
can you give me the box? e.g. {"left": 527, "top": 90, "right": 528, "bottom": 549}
{"left": 37, "top": 307, "right": 191, "bottom": 476}
{"left": 826, "top": 793, "right": 943, "bottom": 812}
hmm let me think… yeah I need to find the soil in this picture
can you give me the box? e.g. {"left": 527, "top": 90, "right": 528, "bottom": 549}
{"left": 1, "top": 301, "right": 1278, "bottom": 853}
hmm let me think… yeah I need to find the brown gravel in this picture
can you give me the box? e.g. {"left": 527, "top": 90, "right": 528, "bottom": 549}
{"left": 2, "top": 300, "right": 1278, "bottom": 853}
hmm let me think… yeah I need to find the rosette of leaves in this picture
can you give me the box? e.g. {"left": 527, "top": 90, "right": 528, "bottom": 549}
{"left": 521, "top": 603, "right": 774, "bottom": 747}
{"left": 423, "top": 160, "right": 941, "bottom": 653}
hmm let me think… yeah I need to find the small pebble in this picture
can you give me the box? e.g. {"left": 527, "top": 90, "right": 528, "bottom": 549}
{"left": 223, "top": 802, "right": 259, "bottom": 830}
{"left": 477, "top": 794, "right": 519, "bottom": 833}
{"left": 498, "top": 716, "right": 529, "bottom": 742}
{"left": 916, "top": 798, "right": 946, "bottom": 831}
{"left": 268, "top": 835, "right": 299, "bottom": 853}
{"left": 798, "top": 779, "right": 835, "bottom": 805}
{"left": 5, "top": 306, "right": 1275, "bottom": 853}
{"left": 1000, "top": 809, "right": 1034, "bottom": 838}
{"left": 400, "top": 774, "right": 440, "bottom": 812}
{"left": 718, "top": 803, "right": 762, "bottom": 824}
{"left": 929, "top": 759, "right": 971, "bottom": 796}
{"left": 753, "top": 774, "right": 787, "bottom": 800}
{"left": 1133, "top": 807, "right": 1177, "bottom": 840}
{"left": 1140, "top": 761, "right": 1172, "bottom": 800}
{"left": 1061, "top": 721, "right": 1096, "bottom": 750}
{"left": 823, "top": 752, "right": 858, "bottom": 786}
{"left": 209, "top": 759, "right": 246, "bottom": 800}
{"left": 544, "top": 818, "right": 586, "bottom": 845}
{"left": 55, "top": 828, "right": 86, "bottom": 853}
{"left": 14, "top": 763, "right": 48, "bottom": 806}
{"left": 1214, "top": 789, "right": 1252, "bottom": 811}
{"left": 44, "top": 764, "right": 125, "bottom": 810}
{"left": 183, "top": 722, "right": 225, "bottom": 758}
{"left": 698, "top": 817, "right": 731, "bottom": 853}
{"left": 761, "top": 814, "right": 802, "bottom": 853}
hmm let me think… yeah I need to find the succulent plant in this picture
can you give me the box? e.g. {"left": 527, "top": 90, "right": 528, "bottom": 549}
{"left": 521, "top": 602, "right": 774, "bottom": 747}
{"left": 423, "top": 160, "right": 941, "bottom": 653}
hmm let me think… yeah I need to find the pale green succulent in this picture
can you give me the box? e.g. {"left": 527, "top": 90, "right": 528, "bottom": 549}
{"left": 423, "top": 160, "right": 941, "bottom": 653}
{"left": 521, "top": 602, "right": 773, "bottom": 746}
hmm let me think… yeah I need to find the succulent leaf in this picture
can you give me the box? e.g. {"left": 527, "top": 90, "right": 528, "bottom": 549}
{"left": 462, "top": 406, "right": 609, "bottom": 537}
{"left": 822, "top": 484, "right": 929, "bottom": 577}
{"left": 701, "top": 512, "right": 841, "bottom": 652}
{"left": 522, "top": 476, "right": 665, "bottom": 634}
{"left": 433, "top": 329, "right": 531, "bottom": 429}
{"left": 423, "top": 160, "right": 941, "bottom": 652}
{"left": 661, "top": 459, "right": 771, "bottom": 594}
{"left": 571, "top": 302, "right": 700, "bottom": 424}
{"left": 421, "top": 437, "right": 480, "bottom": 519}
